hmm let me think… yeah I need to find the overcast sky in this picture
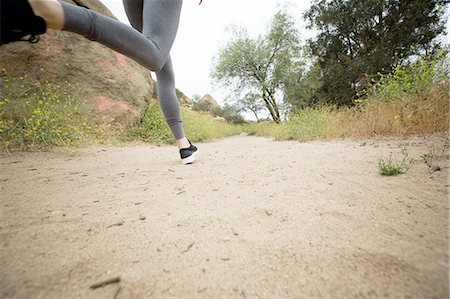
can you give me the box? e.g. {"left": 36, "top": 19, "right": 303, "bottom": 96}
{"left": 100, "top": 0, "right": 313, "bottom": 104}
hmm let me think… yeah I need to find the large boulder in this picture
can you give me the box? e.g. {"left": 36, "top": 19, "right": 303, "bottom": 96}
{"left": 198, "top": 94, "right": 220, "bottom": 111}
{"left": 0, "top": 0, "right": 155, "bottom": 119}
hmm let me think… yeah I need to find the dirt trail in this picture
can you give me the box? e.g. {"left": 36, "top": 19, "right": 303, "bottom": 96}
{"left": 0, "top": 135, "right": 448, "bottom": 299}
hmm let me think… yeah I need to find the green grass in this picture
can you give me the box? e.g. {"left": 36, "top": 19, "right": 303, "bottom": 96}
{"left": 378, "top": 150, "right": 412, "bottom": 176}
{"left": 131, "top": 100, "right": 243, "bottom": 144}
{"left": 182, "top": 107, "right": 243, "bottom": 142}
{"left": 243, "top": 106, "right": 333, "bottom": 141}
{"left": 131, "top": 101, "right": 173, "bottom": 144}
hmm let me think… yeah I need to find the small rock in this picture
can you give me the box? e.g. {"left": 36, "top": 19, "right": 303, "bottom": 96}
{"left": 175, "top": 189, "right": 185, "bottom": 195}
{"left": 139, "top": 215, "right": 146, "bottom": 220}
{"left": 231, "top": 227, "right": 239, "bottom": 236}
{"left": 107, "top": 220, "right": 124, "bottom": 228}
{"left": 87, "top": 228, "right": 98, "bottom": 236}
{"left": 428, "top": 165, "right": 441, "bottom": 173}
{"left": 265, "top": 209, "right": 273, "bottom": 216}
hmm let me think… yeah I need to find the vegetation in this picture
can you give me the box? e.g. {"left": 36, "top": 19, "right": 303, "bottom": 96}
{"left": 420, "top": 142, "right": 449, "bottom": 166}
{"left": 1, "top": 1, "right": 448, "bottom": 151}
{"left": 378, "top": 150, "right": 412, "bottom": 176}
{"left": 132, "top": 101, "right": 174, "bottom": 144}
{"left": 132, "top": 100, "right": 243, "bottom": 144}
{"left": 2, "top": 50, "right": 447, "bottom": 150}
{"left": 303, "top": 0, "right": 448, "bottom": 106}
{"left": 0, "top": 68, "right": 96, "bottom": 150}
{"left": 192, "top": 99, "right": 245, "bottom": 124}
{"left": 247, "top": 52, "right": 449, "bottom": 140}
{"left": 212, "top": 10, "right": 302, "bottom": 123}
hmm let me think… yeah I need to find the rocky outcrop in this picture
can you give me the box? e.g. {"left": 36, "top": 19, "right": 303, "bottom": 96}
{"left": 0, "top": 0, "right": 155, "bottom": 119}
{"left": 176, "top": 89, "right": 194, "bottom": 106}
{"left": 198, "top": 94, "right": 220, "bottom": 111}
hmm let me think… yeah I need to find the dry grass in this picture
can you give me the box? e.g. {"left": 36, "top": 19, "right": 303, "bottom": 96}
{"left": 248, "top": 52, "right": 449, "bottom": 141}
{"left": 246, "top": 82, "right": 448, "bottom": 141}
{"left": 325, "top": 83, "right": 449, "bottom": 138}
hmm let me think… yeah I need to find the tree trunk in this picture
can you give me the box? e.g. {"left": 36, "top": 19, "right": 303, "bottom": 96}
{"left": 266, "top": 89, "right": 281, "bottom": 123}
{"left": 264, "top": 100, "right": 281, "bottom": 123}
{"left": 262, "top": 90, "right": 281, "bottom": 124}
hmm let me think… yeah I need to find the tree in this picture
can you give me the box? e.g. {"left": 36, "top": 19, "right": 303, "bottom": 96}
{"left": 215, "top": 104, "right": 246, "bottom": 124}
{"left": 284, "top": 49, "right": 325, "bottom": 108}
{"left": 305, "top": 0, "right": 449, "bottom": 105}
{"left": 212, "top": 10, "right": 302, "bottom": 123}
{"left": 235, "top": 93, "right": 265, "bottom": 121}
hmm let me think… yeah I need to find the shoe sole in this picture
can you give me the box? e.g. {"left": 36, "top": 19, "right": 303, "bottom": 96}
{"left": 182, "top": 150, "right": 198, "bottom": 165}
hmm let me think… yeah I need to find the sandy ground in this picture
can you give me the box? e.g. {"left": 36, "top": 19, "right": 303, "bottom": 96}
{"left": 0, "top": 135, "right": 448, "bottom": 299}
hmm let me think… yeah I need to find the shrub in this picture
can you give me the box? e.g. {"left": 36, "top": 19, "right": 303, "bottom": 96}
{"left": 273, "top": 107, "right": 328, "bottom": 140}
{"left": 214, "top": 104, "right": 246, "bottom": 124}
{"left": 378, "top": 150, "right": 412, "bottom": 176}
{"left": 0, "top": 68, "right": 94, "bottom": 150}
{"left": 132, "top": 100, "right": 173, "bottom": 144}
{"left": 192, "top": 100, "right": 215, "bottom": 113}
{"left": 371, "top": 51, "right": 449, "bottom": 104}
{"left": 132, "top": 100, "right": 243, "bottom": 144}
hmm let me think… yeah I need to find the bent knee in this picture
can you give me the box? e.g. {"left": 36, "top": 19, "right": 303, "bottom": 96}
{"left": 150, "top": 58, "right": 166, "bottom": 72}
{"left": 149, "top": 50, "right": 171, "bottom": 72}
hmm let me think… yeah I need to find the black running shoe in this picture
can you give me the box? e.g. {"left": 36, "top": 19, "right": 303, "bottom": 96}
{"left": 1, "top": 0, "right": 47, "bottom": 45}
{"left": 180, "top": 141, "right": 198, "bottom": 165}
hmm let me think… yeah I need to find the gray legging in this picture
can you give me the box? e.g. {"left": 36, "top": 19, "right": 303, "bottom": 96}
{"left": 61, "top": 0, "right": 185, "bottom": 139}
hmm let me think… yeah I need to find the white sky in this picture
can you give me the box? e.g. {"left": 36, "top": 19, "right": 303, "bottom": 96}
{"left": 100, "top": 0, "right": 313, "bottom": 104}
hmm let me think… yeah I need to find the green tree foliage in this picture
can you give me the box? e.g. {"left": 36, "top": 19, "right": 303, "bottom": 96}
{"left": 284, "top": 58, "right": 324, "bottom": 108}
{"left": 216, "top": 104, "right": 246, "bottom": 124}
{"left": 212, "top": 10, "right": 302, "bottom": 123}
{"left": 192, "top": 98, "right": 245, "bottom": 124}
{"left": 305, "top": 0, "right": 449, "bottom": 106}
{"left": 192, "top": 99, "right": 216, "bottom": 113}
